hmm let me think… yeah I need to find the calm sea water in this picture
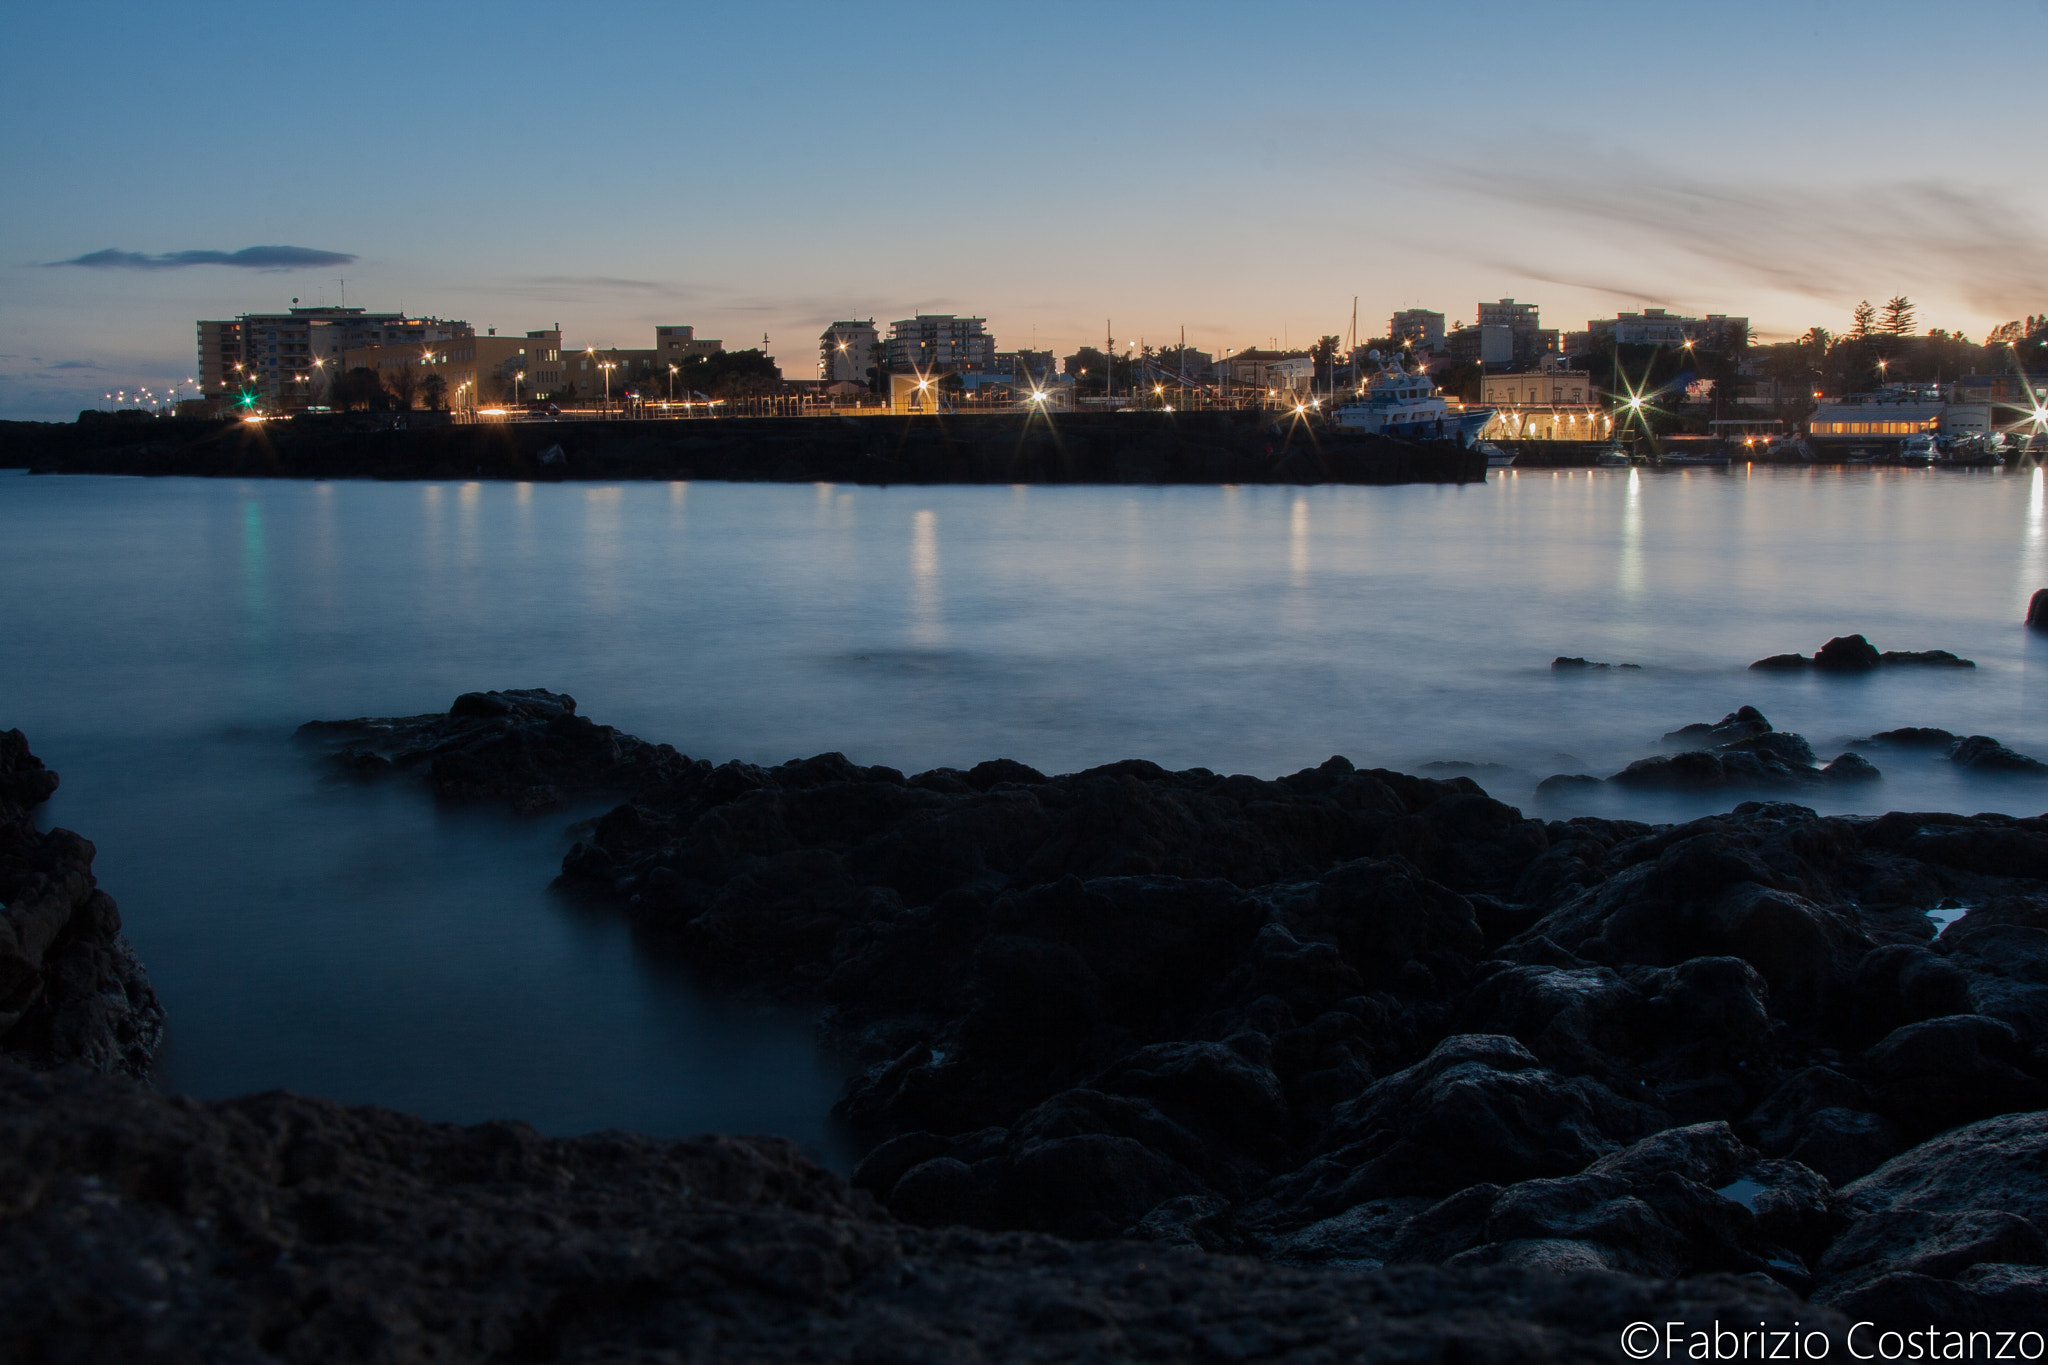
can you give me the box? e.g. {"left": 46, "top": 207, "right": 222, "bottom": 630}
{"left": 6, "top": 465, "right": 2048, "bottom": 1152}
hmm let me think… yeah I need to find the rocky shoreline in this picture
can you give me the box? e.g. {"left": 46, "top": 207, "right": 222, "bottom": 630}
{"left": 5, "top": 699, "right": 2047, "bottom": 1358}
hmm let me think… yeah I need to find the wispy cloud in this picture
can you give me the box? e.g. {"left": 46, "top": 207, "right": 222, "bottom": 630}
{"left": 47, "top": 359, "right": 102, "bottom": 370}
{"left": 494, "top": 274, "right": 705, "bottom": 302}
{"left": 49, "top": 245, "right": 357, "bottom": 271}
{"left": 1438, "top": 157, "right": 2048, "bottom": 320}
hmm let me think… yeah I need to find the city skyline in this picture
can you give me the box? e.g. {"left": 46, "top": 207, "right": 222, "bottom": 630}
{"left": 5, "top": 0, "right": 2047, "bottom": 419}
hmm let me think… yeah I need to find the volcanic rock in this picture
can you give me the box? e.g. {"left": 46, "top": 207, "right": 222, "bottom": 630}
{"left": 1748, "top": 634, "right": 1975, "bottom": 671}
{"left": 1950, "top": 734, "right": 2048, "bottom": 774}
{"left": 0, "top": 1059, "right": 1843, "bottom": 1362}
{"left": 296, "top": 688, "right": 693, "bottom": 809}
{"left": 0, "top": 730, "right": 160, "bottom": 1077}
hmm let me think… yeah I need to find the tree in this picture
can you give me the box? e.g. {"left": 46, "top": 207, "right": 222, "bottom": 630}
{"left": 670, "top": 348, "right": 781, "bottom": 399}
{"left": 1851, "top": 300, "right": 1877, "bottom": 338}
{"left": 1309, "top": 334, "right": 1342, "bottom": 387}
{"left": 384, "top": 364, "right": 417, "bottom": 411}
{"left": 1881, "top": 296, "right": 1915, "bottom": 337}
{"left": 334, "top": 367, "right": 389, "bottom": 412}
{"left": 420, "top": 373, "right": 448, "bottom": 410}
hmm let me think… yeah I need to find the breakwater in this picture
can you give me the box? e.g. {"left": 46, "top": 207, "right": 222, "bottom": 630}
{"left": 0, "top": 411, "right": 1487, "bottom": 484}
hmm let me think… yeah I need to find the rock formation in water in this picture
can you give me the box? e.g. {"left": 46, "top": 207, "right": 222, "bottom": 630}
{"left": 298, "top": 688, "right": 691, "bottom": 813}
{"left": 1750, "top": 634, "right": 1975, "bottom": 671}
{"left": 2028, "top": 589, "right": 2048, "bottom": 630}
{"left": 1854, "top": 728, "right": 2048, "bottom": 776}
{"left": 447, "top": 697, "right": 2048, "bottom": 1325}
{"left": 1552, "top": 656, "right": 1642, "bottom": 671}
{"left": 0, "top": 730, "right": 161, "bottom": 1077}
{"left": 1538, "top": 706, "right": 1879, "bottom": 793}
{"left": 15, "top": 695, "right": 2048, "bottom": 1358}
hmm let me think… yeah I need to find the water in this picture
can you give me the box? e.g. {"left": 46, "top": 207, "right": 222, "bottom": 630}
{"left": 5, "top": 465, "right": 2048, "bottom": 1148}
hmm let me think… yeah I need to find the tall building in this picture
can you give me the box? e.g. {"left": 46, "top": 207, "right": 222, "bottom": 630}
{"left": 820, "top": 320, "right": 880, "bottom": 383}
{"left": 886, "top": 315, "right": 994, "bottom": 374}
{"left": 196, "top": 319, "right": 243, "bottom": 396}
{"left": 1463, "top": 299, "right": 1558, "bottom": 367}
{"left": 197, "top": 305, "right": 471, "bottom": 409}
{"left": 1388, "top": 309, "right": 1446, "bottom": 350}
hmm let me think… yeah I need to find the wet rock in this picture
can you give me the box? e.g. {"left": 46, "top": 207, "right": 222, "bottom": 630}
{"left": 1602, "top": 709, "right": 1879, "bottom": 791}
{"left": 1856, "top": 727, "right": 1961, "bottom": 749}
{"left": 2031, "top": 587, "right": 2048, "bottom": 629}
{"left": 299, "top": 688, "right": 693, "bottom": 805}
{"left": 0, "top": 732, "right": 161, "bottom": 1078}
{"left": 1859, "top": 1014, "right": 2045, "bottom": 1138}
{"left": 1879, "top": 650, "right": 1974, "bottom": 667}
{"left": 1552, "top": 656, "right": 1641, "bottom": 670}
{"left": 1749, "top": 635, "right": 1974, "bottom": 671}
{"left": 1815, "top": 634, "right": 1884, "bottom": 671}
{"left": 1950, "top": 734, "right": 2048, "bottom": 774}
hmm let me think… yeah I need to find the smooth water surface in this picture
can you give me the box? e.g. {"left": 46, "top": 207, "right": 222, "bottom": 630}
{"left": 6, "top": 465, "right": 2048, "bottom": 1147}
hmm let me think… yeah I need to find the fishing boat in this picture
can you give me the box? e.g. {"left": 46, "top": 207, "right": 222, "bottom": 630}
{"left": 1333, "top": 352, "right": 1493, "bottom": 444}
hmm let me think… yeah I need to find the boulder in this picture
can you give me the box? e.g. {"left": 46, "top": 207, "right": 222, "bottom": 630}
{"left": 1814, "top": 634, "right": 1884, "bottom": 671}
{"left": 1950, "top": 735, "right": 2048, "bottom": 774}
{"left": 2029, "top": 587, "right": 2048, "bottom": 629}
{"left": 0, "top": 733, "right": 161, "bottom": 1078}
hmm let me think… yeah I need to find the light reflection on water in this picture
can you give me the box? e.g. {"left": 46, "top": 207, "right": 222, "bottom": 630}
{"left": 5, "top": 466, "right": 2048, "bottom": 1147}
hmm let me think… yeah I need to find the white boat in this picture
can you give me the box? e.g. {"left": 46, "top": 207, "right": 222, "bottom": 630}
{"left": 1334, "top": 351, "right": 1494, "bottom": 444}
{"left": 1475, "top": 441, "right": 1516, "bottom": 468}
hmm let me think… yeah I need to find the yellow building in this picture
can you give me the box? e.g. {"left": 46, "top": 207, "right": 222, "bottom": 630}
{"left": 343, "top": 329, "right": 562, "bottom": 410}
{"left": 1479, "top": 369, "right": 1609, "bottom": 440}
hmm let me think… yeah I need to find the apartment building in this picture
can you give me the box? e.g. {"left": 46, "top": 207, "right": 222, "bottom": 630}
{"left": 196, "top": 305, "right": 472, "bottom": 409}
{"left": 886, "top": 314, "right": 995, "bottom": 374}
{"left": 820, "top": 320, "right": 880, "bottom": 383}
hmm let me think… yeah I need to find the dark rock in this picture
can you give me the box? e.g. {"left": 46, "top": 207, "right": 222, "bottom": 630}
{"left": 1552, "top": 656, "right": 1641, "bottom": 670}
{"left": 2030, "top": 587, "right": 2048, "bottom": 629}
{"left": 1860, "top": 1014, "right": 2045, "bottom": 1138}
{"left": 1951, "top": 734, "right": 2048, "bottom": 774}
{"left": 1610, "top": 709, "right": 1872, "bottom": 791}
{"left": 1879, "top": 650, "right": 1975, "bottom": 667}
{"left": 1814, "top": 634, "right": 1884, "bottom": 671}
{"left": 1821, "top": 752, "right": 1882, "bottom": 782}
{"left": 299, "top": 688, "right": 693, "bottom": 805}
{"left": 0, "top": 732, "right": 161, "bottom": 1078}
{"left": 1750, "top": 637, "right": 1973, "bottom": 671}
{"left": 1816, "top": 1208, "right": 2047, "bottom": 1300}
{"left": 1842, "top": 1109, "right": 2048, "bottom": 1226}
{"left": 1664, "top": 706, "right": 1773, "bottom": 745}
{"left": 3, "top": 1061, "right": 1851, "bottom": 1362}
{"left": 1858, "top": 727, "right": 1961, "bottom": 749}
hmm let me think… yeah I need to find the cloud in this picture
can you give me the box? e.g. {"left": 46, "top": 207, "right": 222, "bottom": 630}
{"left": 1437, "top": 157, "right": 2048, "bottom": 320}
{"left": 493, "top": 274, "right": 705, "bottom": 302}
{"left": 47, "top": 359, "right": 102, "bottom": 370}
{"left": 49, "top": 245, "right": 357, "bottom": 271}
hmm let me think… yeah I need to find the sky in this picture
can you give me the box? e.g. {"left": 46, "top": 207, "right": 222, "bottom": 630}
{"left": 4, "top": 0, "right": 2047, "bottom": 418}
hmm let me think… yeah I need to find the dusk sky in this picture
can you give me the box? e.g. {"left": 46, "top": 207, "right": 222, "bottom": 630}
{"left": 5, "top": 0, "right": 2046, "bottom": 418}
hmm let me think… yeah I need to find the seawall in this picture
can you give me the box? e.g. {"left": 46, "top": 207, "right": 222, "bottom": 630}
{"left": 0, "top": 412, "right": 1487, "bottom": 485}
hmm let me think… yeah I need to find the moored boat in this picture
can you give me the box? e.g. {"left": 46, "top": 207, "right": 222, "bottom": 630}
{"left": 1334, "top": 352, "right": 1493, "bottom": 444}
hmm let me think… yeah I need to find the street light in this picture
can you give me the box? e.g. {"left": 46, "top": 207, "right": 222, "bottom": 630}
{"left": 668, "top": 363, "right": 677, "bottom": 403}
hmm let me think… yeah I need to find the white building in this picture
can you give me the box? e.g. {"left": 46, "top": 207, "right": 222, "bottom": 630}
{"left": 1589, "top": 309, "right": 1749, "bottom": 349}
{"left": 820, "top": 320, "right": 880, "bottom": 383}
{"left": 886, "top": 314, "right": 994, "bottom": 374}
